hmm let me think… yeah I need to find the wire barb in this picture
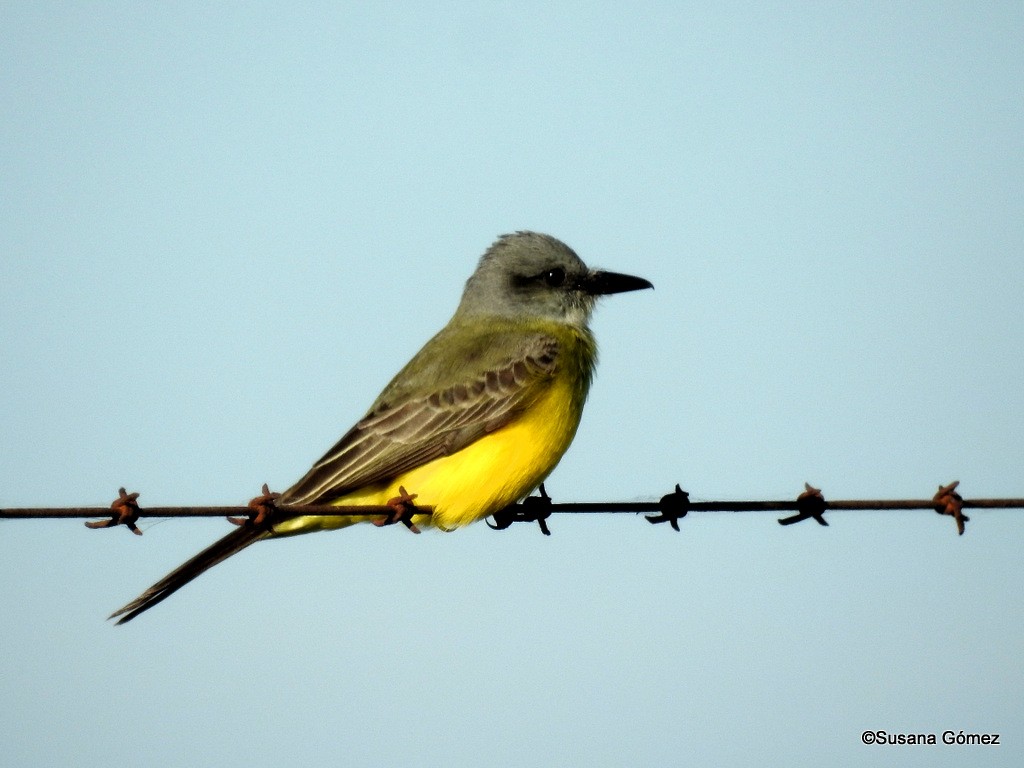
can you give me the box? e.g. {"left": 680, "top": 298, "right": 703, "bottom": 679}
{"left": 933, "top": 480, "right": 969, "bottom": 535}
{"left": 645, "top": 484, "right": 690, "bottom": 530}
{"left": 227, "top": 483, "right": 280, "bottom": 529}
{"left": 778, "top": 483, "right": 829, "bottom": 526}
{"left": 6, "top": 480, "right": 1022, "bottom": 539}
{"left": 83, "top": 488, "right": 143, "bottom": 535}
{"left": 372, "top": 485, "right": 422, "bottom": 533}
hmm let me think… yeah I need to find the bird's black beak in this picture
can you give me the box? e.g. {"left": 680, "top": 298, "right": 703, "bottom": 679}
{"left": 581, "top": 270, "right": 654, "bottom": 296}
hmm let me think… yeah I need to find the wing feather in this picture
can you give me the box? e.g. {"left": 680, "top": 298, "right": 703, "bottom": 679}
{"left": 278, "top": 333, "right": 559, "bottom": 505}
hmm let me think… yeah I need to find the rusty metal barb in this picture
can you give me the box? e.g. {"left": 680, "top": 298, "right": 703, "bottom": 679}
{"left": 4, "top": 481, "right": 1023, "bottom": 538}
{"left": 83, "top": 487, "right": 143, "bottom": 535}
{"left": 645, "top": 484, "right": 690, "bottom": 530}
{"left": 777, "top": 483, "right": 829, "bottom": 527}
{"left": 933, "top": 480, "right": 969, "bottom": 535}
{"left": 372, "top": 486, "right": 422, "bottom": 533}
{"left": 227, "top": 483, "right": 280, "bottom": 529}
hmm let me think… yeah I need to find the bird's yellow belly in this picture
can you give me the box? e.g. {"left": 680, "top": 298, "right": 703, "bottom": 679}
{"left": 272, "top": 376, "right": 583, "bottom": 535}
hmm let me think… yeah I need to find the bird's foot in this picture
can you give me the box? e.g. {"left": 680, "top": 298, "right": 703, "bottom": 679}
{"left": 374, "top": 485, "right": 421, "bottom": 533}
{"left": 487, "top": 483, "right": 553, "bottom": 535}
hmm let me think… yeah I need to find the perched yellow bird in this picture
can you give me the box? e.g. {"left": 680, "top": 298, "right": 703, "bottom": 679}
{"left": 111, "top": 232, "right": 652, "bottom": 623}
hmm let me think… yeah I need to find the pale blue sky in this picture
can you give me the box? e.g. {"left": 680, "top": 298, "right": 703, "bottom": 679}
{"left": 2, "top": 3, "right": 1022, "bottom": 766}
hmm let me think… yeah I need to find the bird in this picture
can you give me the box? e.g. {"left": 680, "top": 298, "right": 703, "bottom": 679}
{"left": 110, "top": 231, "right": 652, "bottom": 623}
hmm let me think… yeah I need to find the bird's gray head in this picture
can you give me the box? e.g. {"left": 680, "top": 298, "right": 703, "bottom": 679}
{"left": 455, "top": 231, "right": 652, "bottom": 326}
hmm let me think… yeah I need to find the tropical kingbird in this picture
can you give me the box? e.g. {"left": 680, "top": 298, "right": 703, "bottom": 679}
{"left": 111, "top": 231, "right": 652, "bottom": 623}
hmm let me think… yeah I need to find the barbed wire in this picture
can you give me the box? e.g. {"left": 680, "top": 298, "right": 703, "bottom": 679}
{"left": 3, "top": 480, "right": 1022, "bottom": 537}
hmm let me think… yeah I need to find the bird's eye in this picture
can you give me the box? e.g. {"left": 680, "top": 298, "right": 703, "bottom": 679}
{"left": 542, "top": 267, "right": 566, "bottom": 287}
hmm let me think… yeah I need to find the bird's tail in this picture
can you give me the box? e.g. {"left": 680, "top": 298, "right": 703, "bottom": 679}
{"left": 109, "top": 524, "right": 270, "bottom": 625}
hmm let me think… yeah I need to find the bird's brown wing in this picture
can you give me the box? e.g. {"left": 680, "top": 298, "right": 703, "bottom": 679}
{"left": 278, "top": 333, "right": 559, "bottom": 505}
